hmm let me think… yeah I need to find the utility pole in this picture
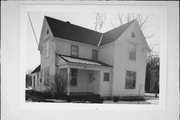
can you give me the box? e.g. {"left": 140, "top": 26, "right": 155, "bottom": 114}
{"left": 27, "top": 12, "right": 38, "bottom": 46}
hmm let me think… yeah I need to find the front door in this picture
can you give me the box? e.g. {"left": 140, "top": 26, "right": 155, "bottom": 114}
{"left": 88, "top": 73, "right": 94, "bottom": 93}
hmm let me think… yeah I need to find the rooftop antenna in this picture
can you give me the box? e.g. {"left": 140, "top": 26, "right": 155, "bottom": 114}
{"left": 27, "top": 12, "right": 38, "bottom": 46}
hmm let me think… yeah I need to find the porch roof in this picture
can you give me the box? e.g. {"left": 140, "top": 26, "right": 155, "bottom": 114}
{"left": 58, "top": 54, "right": 112, "bottom": 68}
{"left": 31, "top": 65, "right": 40, "bottom": 74}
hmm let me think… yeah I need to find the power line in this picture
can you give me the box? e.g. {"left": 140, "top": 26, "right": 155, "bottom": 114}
{"left": 27, "top": 12, "right": 38, "bottom": 46}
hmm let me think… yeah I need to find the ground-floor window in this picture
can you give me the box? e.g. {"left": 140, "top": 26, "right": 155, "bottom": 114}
{"left": 71, "top": 68, "right": 77, "bottom": 86}
{"left": 125, "top": 71, "right": 136, "bottom": 89}
{"left": 104, "top": 72, "right": 110, "bottom": 81}
{"left": 44, "top": 68, "right": 50, "bottom": 86}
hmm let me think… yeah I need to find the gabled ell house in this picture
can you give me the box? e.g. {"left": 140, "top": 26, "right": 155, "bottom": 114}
{"left": 32, "top": 16, "right": 150, "bottom": 97}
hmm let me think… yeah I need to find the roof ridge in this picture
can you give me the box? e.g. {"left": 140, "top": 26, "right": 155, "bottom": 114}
{"left": 45, "top": 16, "right": 136, "bottom": 47}
{"left": 45, "top": 16, "right": 102, "bottom": 34}
{"left": 100, "top": 19, "right": 136, "bottom": 46}
{"left": 104, "top": 19, "right": 136, "bottom": 34}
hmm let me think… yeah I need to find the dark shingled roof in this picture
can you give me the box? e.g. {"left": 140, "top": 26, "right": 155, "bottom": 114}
{"left": 31, "top": 65, "right": 40, "bottom": 74}
{"left": 45, "top": 16, "right": 134, "bottom": 46}
{"left": 45, "top": 16, "right": 102, "bottom": 46}
{"left": 100, "top": 20, "right": 135, "bottom": 46}
{"left": 58, "top": 54, "right": 112, "bottom": 68}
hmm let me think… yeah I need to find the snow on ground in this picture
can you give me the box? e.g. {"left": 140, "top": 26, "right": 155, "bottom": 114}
{"left": 26, "top": 92, "right": 159, "bottom": 104}
{"left": 144, "top": 93, "right": 159, "bottom": 97}
{"left": 44, "top": 97, "right": 159, "bottom": 104}
{"left": 46, "top": 99, "right": 66, "bottom": 103}
{"left": 26, "top": 87, "right": 32, "bottom": 90}
{"left": 103, "top": 98, "right": 158, "bottom": 104}
{"left": 145, "top": 98, "right": 159, "bottom": 104}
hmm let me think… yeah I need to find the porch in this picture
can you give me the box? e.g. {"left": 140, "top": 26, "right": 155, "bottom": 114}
{"left": 56, "top": 54, "right": 113, "bottom": 96}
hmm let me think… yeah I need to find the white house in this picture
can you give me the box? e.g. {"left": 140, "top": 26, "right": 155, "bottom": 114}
{"left": 32, "top": 16, "right": 150, "bottom": 97}
{"left": 31, "top": 65, "right": 41, "bottom": 91}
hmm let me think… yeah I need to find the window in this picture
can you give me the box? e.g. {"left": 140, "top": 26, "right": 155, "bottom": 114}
{"left": 44, "top": 68, "right": 50, "bottom": 86}
{"left": 89, "top": 73, "right": 93, "bottom": 82}
{"left": 71, "top": 68, "right": 78, "bottom": 86}
{"left": 128, "top": 43, "right": 136, "bottom": 61}
{"left": 104, "top": 72, "right": 109, "bottom": 81}
{"left": 71, "top": 45, "right": 79, "bottom": 57}
{"left": 131, "top": 32, "right": 135, "bottom": 38}
{"left": 125, "top": 71, "right": 136, "bottom": 89}
{"left": 92, "top": 49, "right": 98, "bottom": 60}
{"left": 45, "top": 41, "right": 49, "bottom": 57}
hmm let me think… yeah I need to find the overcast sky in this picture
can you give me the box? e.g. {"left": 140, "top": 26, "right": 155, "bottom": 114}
{"left": 27, "top": 11, "right": 160, "bottom": 71}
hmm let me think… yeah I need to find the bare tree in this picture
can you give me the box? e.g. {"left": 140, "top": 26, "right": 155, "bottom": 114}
{"left": 145, "top": 53, "right": 159, "bottom": 96}
{"left": 94, "top": 12, "right": 106, "bottom": 32}
{"left": 113, "top": 13, "right": 154, "bottom": 39}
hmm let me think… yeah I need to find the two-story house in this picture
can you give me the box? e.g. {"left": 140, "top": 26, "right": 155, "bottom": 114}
{"left": 31, "top": 16, "right": 150, "bottom": 97}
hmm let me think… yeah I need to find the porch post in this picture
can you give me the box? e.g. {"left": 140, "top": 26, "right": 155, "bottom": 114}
{"left": 67, "top": 67, "right": 70, "bottom": 96}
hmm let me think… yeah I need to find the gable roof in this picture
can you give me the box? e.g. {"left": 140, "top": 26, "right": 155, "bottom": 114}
{"left": 45, "top": 16, "right": 102, "bottom": 46}
{"left": 45, "top": 16, "right": 135, "bottom": 47}
{"left": 58, "top": 54, "right": 112, "bottom": 67}
{"left": 100, "top": 20, "right": 135, "bottom": 46}
{"left": 31, "top": 65, "right": 40, "bottom": 74}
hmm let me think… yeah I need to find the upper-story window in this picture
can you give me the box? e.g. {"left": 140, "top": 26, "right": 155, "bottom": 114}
{"left": 45, "top": 40, "right": 49, "bottom": 57}
{"left": 47, "top": 29, "right": 49, "bottom": 35}
{"left": 71, "top": 45, "right": 79, "bottom": 57}
{"left": 92, "top": 49, "right": 98, "bottom": 61}
{"left": 128, "top": 43, "right": 136, "bottom": 61}
{"left": 131, "top": 32, "right": 135, "bottom": 38}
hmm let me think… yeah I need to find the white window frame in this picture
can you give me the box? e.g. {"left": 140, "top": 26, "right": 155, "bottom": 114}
{"left": 71, "top": 45, "right": 79, "bottom": 57}
{"left": 104, "top": 72, "right": 110, "bottom": 82}
{"left": 125, "top": 71, "right": 136, "bottom": 89}
{"left": 45, "top": 40, "right": 49, "bottom": 57}
{"left": 128, "top": 43, "right": 136, "bottom": 61}
{"left": 70, "top": 68, "right": 78, "bottom": 86}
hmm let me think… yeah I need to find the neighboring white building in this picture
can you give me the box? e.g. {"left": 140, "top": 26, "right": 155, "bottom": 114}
{"left": 32, "top": 16, "right": 150, "bottom": 97}
{"left": 31, "top": 65, "right": 41, "bottom": 91}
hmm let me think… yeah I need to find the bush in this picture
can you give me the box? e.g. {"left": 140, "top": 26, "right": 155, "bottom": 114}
{"left": 119, "top": 96, "right": 145, "bottom": 101}
{"left": 51, "top": 73, "right": 67, "bottom": 98}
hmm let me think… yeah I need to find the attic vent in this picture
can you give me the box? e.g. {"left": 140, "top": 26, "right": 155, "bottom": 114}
{"left": 131, "top": 32, "right": 135, "bottom": 38}
{"left": 47, "top": 29, "right": 49, "bottom": 35}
